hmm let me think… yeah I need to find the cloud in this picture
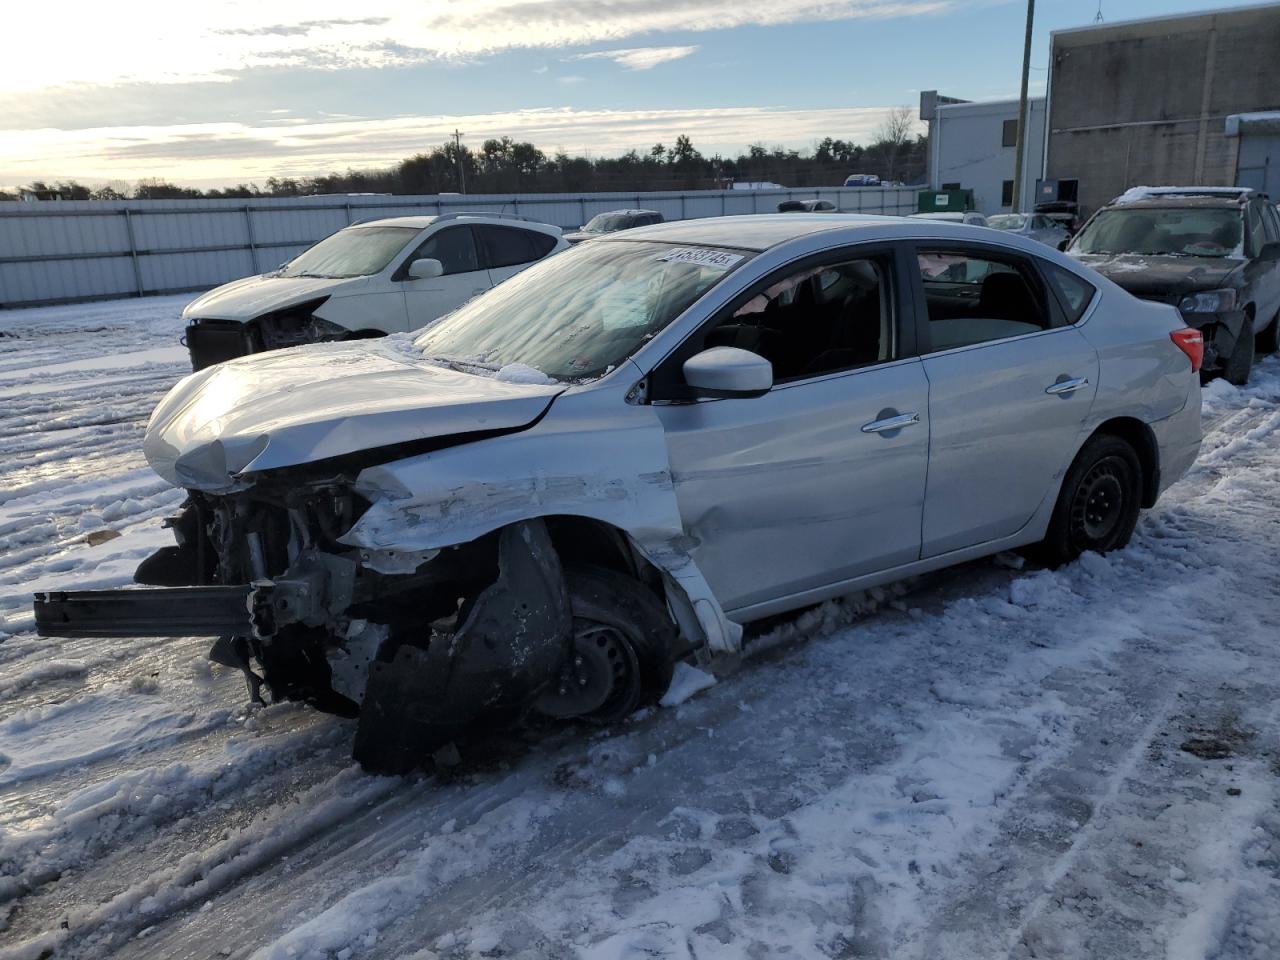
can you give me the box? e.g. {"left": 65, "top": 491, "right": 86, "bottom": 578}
{"left": 214, "top": 17, "right": 391, "bottom": 38}
{"left": 557, "top": 75, "right": 587, "bottom": 84}
{"left": 0, "top": 0, "right": 953, "bottom": 93}
{"left": 0, "top": 105, "right": 908, "bottom": 187}
{"left": 571, "top": 45, "right": 700, "bottom": 70}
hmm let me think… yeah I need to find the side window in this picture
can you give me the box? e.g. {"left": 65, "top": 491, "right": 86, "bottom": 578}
{"left": 406, "top": 226, "right": 479, "bottom": 276}
{"left": 916, "top": 249, "right": 1052, "bottom": 352}
{"left": 702, "top": 256, "right": 893, "bottom": 382}
{"left": 1043, "top": 263, "right": 1096, "bottom": 323}
{"left": 478, "top": 225, "right": 545, "bottom": 269}
{"left": 1262, "top": 203, "right": 1280, "bottom": 242}
{"left": 1247, "top": 204, "right": 1268, "bottom": 256}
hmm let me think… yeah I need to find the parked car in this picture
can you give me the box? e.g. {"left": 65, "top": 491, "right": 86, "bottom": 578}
{"left": 181, "top": 214, "right": 568, "bottom": 370}
{"left": 777, "top": 199, "right": 838, "bottom": 213}
{"left": 36, "top": 215, "right": 1204, "bottom": 773}
{"left": 987, "top": 212, "right": 1071, "bottom": 247}
{"left": 844, "top": 174, "right": 882, "bottom": 187}
{"left": 1066, "top": 186, "right": 1280, "bottom": 384}
{"left": 563, "top": 209, "right": 665, "bottom": 244}
{"left": 910, "top": 211, "right": 989, "bottom": 227}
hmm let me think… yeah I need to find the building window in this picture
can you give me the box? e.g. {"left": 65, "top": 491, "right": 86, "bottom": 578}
{"left": 1002, "top": 118, "right": 1018, "bottom": 148}
{"left": 1001, "top": 180, "right": 1015, "bottom": 207}
{"left": 941, "top": 182, "right": 961, "bottom": 191}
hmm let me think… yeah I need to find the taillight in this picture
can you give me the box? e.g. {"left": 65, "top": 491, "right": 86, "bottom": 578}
{"left": 1170, "top": 328, "right": 1203, "bottom": 373}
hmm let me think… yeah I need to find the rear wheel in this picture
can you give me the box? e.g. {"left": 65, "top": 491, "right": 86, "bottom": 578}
{"left": 534, "top": 566, "right": 677, "bottom": 723}
{"left": 1034, "top": 434, "right": 1142, "bottom": 567}
{"left": 1223, "top": 315, "right": 1256, "bottom": 385}
{"left": 1256, "top": 310, "right": 1280, "bottom": 356}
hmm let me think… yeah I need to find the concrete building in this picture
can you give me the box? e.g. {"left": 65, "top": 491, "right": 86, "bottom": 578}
{"left": 920, "top": 92, "right": 1046, "bottom": 214}
{"left": 1044, "top": 2, "right": 1280, "bottom": 215}
{"left": 1227, "top": 111, "right": 1280, "bottom": 197}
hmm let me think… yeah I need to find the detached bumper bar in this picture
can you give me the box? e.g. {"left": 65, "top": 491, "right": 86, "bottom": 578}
{"left": 34, "top": 585, "right": 255, "bottom": 638}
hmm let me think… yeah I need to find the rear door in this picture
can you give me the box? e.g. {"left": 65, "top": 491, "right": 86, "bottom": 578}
{"left": 397, "top": 225, "right": 491, "bottom": 330}
{"left": 476, "top": 225, "right": 559, "bottom": 285}
{"left": 910, "top": 243, "right": 1099, "bottom": 557}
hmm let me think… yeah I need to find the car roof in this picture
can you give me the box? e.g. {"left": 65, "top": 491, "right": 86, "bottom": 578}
{"left": 350, "top": 214, "right": 560, "bottom": 234}
{"left": 608, "top": 213, "right": 905, "bottom": 251}
{"left": 591, "top": 208, "right": 661, "bottom": 216}
{"left": 1106, "top": 186, "right": 1259, "bottom": 209}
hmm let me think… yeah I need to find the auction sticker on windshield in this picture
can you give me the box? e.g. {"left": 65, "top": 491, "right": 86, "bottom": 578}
{"left": 656, "top": 248, "right": 745, "bottom": 269}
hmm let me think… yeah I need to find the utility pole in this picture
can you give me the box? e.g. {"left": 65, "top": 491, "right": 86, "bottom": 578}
{"left": 452, "top": 129, "right": 466, "bottom": 194}
{"left": 1011, "top": 0, "right": 1035, "bottom": 212}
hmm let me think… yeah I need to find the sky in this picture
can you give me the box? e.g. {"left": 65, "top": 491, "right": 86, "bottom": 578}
{"left": 0, "top": 0, "right": 1259, "bottom": 189}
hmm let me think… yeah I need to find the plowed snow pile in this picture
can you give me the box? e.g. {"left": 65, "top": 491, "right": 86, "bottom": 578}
{"left": 2, "top": 297, "right": 1279, "bottom": 960}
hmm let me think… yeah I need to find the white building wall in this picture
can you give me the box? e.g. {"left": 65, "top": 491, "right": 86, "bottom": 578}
{"left": 930, "top": 98, "right": 1046, "bottom": 214}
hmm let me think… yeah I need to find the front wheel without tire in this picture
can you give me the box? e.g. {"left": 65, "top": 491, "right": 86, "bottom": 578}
{"left": 1256, "top": 311, "right": 1280, "bottom": 356}
{"left": 534, "top": 566, "right": 677, "bottom": 724}
{"left": 1223, "top": 316, "right": 1256, "bottom": 385}
{"left": 1033, "top": 434, "right": 1142, "bottom": 567}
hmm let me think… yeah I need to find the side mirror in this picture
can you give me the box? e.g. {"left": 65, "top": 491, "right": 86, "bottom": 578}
{"left": 408, "top": 257, "right": 444, "bottom": 280}
{"left": 1258, "top": 240, "right": 1280, "bottom": 262}
{"left": 1057, "top": 239, "right": 1070, "bottom": 252}
{"left": 683, "top": 347, "right": 773, "bottom": 398}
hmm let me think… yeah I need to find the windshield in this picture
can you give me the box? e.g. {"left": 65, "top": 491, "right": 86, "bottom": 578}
{"left": 414, "top": 240, "right": 751, "bottom": 381}
{"left": 987, "top": 214, "right": 1027, "bottom": 231}
{"left": 582, "top": 213, "right": 638, "bottom": 234}
{"left": 279, "top": 225, "right": 419, "bottom": 278}
{"left": 1071, "top": 207, "right": 1244, "bottom": 258}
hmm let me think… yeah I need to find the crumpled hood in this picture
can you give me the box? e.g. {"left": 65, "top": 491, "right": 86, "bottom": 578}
{"left": 182, "top": 274, "right": 363, "bottom": 322}
{"left": 143, "top": 339, "right": 564, "bottom": 492}
{"left": 1072, "top": 254, "right": 1242, "bottom": 301}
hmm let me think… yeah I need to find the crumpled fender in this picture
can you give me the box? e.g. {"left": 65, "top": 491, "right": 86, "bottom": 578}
{"left": 338, "top": 385, "right": 742, "bottom": 654}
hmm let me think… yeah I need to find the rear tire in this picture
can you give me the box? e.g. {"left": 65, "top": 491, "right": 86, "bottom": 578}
{"left": 1256, "top": 311, "right": 1280, "bottom": 356}
{"left": 535, "top": 566, "right": 677, "bottom": 723}
{"left": 1034, "top": 434, "right": 1142, "bottom": 567}
{"left": 1223, "top": 315, "right": 1255, "bottom": 386}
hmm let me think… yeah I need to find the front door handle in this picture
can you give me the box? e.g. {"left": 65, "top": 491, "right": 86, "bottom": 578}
{"left": 861, "top": 412, "right": 921, "bottom": 434}
{"left": 1045, "top": 376, "right": 1090, "bottom": 396}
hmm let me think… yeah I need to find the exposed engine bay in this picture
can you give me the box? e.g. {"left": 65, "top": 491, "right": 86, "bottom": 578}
{"left": 35, "top": 472, "right": 682, "bottom": 774}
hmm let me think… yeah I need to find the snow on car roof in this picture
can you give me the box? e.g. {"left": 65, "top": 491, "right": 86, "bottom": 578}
{"left": 609, "top": 213, "right": 902, "bottom": 251}
{"left": 1110, "top": 186, "right": 1252, "bottom": 206}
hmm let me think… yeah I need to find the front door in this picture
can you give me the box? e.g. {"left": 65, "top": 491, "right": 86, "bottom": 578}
{"left": 399, "top": 225, "right": 491, "bottom": 330}
{"left": 910, "top": 244, "right": 1099, "bottom": 557}
{"left": 652, "top": 249, "right": 930, "bottom": 614}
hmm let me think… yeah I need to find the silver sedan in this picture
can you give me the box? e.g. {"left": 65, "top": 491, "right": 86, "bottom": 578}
{"left": 37, "top": 214, "right": 1206, "bottom": 770}
{"left": 987, "top": 212, "right": 1071, "bottom": 247}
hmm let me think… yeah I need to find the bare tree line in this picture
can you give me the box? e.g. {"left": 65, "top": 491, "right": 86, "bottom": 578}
{"left": 3, "top": 112, "right": 924, "bottom": 201}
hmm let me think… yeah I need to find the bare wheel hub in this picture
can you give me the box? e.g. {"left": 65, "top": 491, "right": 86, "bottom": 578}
{"left": 534, "top": 622, "right": 641, "bottom": 720}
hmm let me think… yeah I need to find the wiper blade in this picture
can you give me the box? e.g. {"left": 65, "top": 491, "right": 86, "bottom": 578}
{"left": 426, "top": 354, "right": 500, "bottom": 373}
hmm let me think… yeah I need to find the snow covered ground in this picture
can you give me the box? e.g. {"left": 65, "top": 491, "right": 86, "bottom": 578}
{"left": 2, "top": 295, "right": 1280, "bottom": 960}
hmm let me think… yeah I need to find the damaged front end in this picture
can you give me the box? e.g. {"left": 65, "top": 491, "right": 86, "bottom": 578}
{"left": 185, "top": 298, "right": 349, "bottom": 371}
{"left": 34, "top": 474, "right": 669, "bottom": 773}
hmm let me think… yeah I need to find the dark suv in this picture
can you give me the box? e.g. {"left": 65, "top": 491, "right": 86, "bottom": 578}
{"left": 1067, "top": 187, "right": 1280, "bottom": 383}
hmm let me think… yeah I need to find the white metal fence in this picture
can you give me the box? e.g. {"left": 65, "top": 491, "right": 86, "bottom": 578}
{"left": 0, "top": 186, "right": 918, "bottom": 309}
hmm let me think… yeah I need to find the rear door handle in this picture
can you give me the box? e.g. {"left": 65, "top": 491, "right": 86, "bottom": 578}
{"left": 861, "top": 412, "right": 921, "bottom": 434}
{"left": 1045, "top": 376, "right": 1090, "bottom": 395}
